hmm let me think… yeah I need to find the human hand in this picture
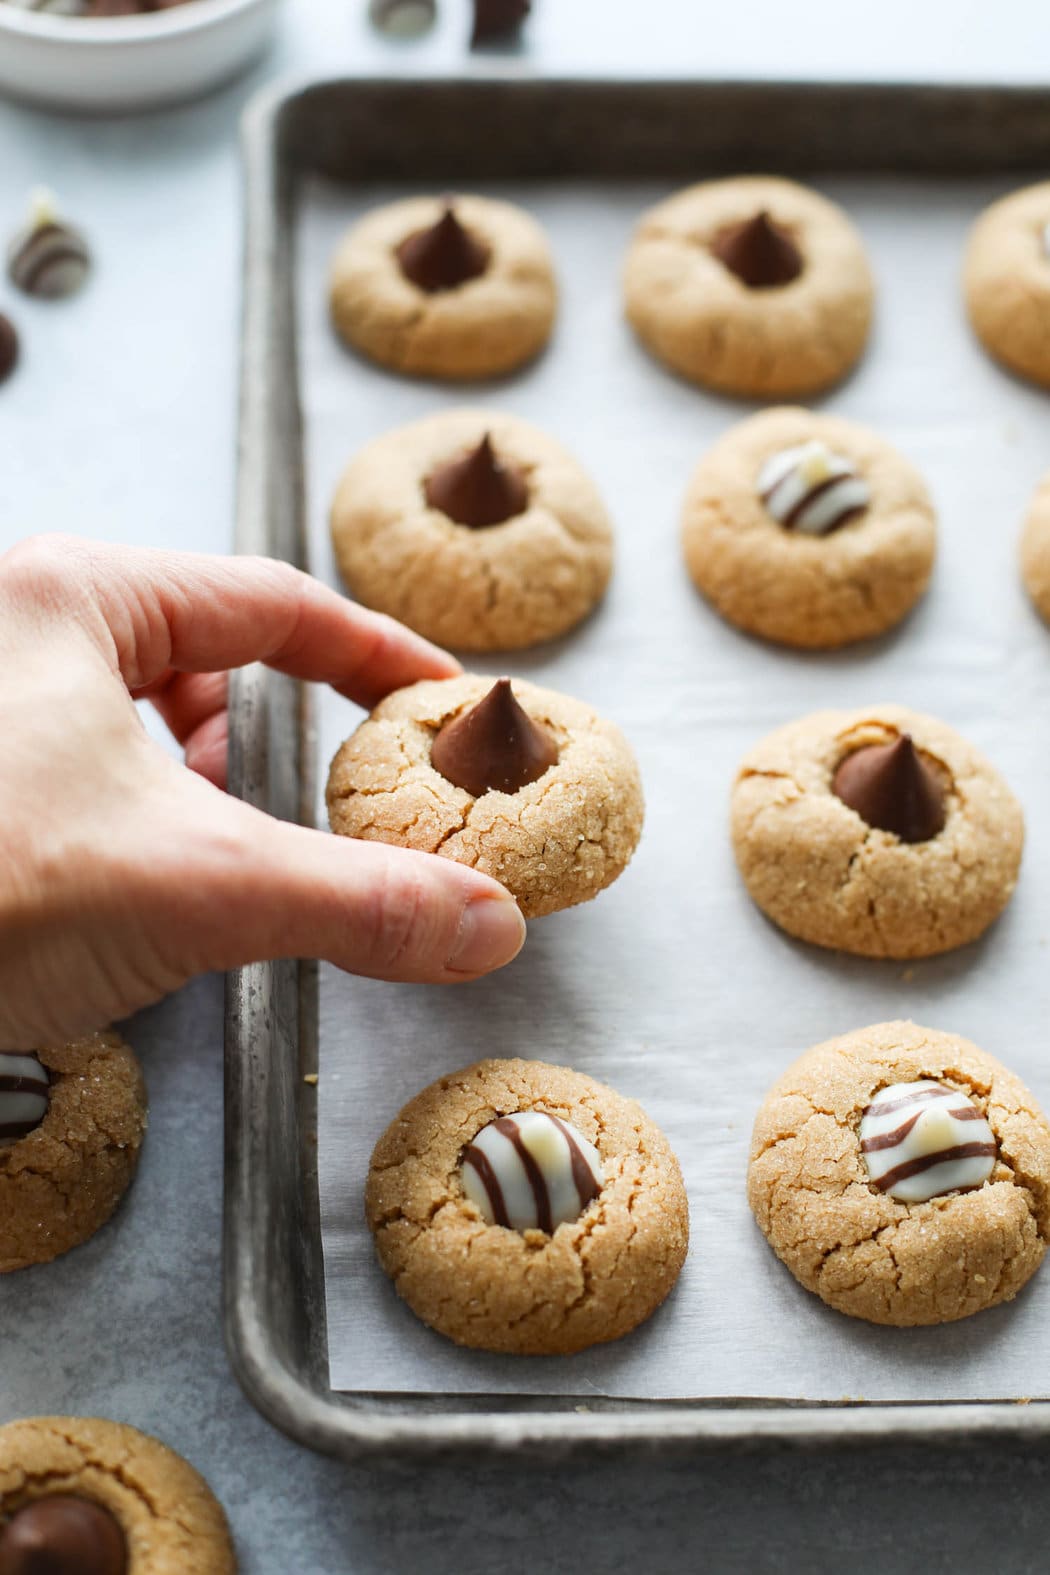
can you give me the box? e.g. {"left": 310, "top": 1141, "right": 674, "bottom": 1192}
{"left": 0, "top": 536, "right": 526, "bottom": 1049}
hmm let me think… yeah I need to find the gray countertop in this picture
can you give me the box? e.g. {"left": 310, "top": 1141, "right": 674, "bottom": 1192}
{"left": 3, "top": 2, "right": 1050, "bottom": 1569}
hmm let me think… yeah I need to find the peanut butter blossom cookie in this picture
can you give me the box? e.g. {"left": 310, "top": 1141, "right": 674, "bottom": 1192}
{"left": 748, "top": 1021, "right": 1050, "bottom": 1326}
{"left": 366, "top": 1058, "right": 688, "bottom": 1354}
{"left": 327, "top": 674, "right": 643, "bottom": 917}
{"left": 964, "top": 182, "right": 1050, "bottom": 387}
{"left": 0, "top": 1031, "right": 146, "bottom": 1272}
{"left": 329, "top": 194, "right": 556, "bottom": 379}
{"left": 329, "top": 408, "right": 613, "bottom": 651}
{"left": 681, "top": 407, "right": 936, "bottom": 648}
{"left": 731, "top": 705, "right": 1023, "bottom": 959}
{"left": 1020, "top": 469, "right": 1050, "bottom": 623}
{"left": 623, "top": 176, "right": 873, "bottom": 397}
{"left": 0, "top": 1416, "right": 235, "bottom": 1573}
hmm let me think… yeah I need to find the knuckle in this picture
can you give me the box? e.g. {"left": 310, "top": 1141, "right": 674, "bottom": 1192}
{"left": 364, "top": 864, "right": 439, "bottom": 973}
{"left": 0, "top": 533, "right": 88, "bottom": 610}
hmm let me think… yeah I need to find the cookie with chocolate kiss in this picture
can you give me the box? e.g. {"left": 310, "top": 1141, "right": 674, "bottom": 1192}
{"left": 330, "top": 193, "right": 556, "bottom": 379}
{"left": 327, "top": 673, "right": 644, "bottom": 917}
{"left": 624, "top": 175, "right": 873, "bottom": 397}
{"left": 731, "top": 705, "right": 1023, "bottom": 958}
{"left": 0, "top": 1496, "right": 127, "bottom": 1575}
{"left": 330, "top": 409, "right": 613, "bottom": 651}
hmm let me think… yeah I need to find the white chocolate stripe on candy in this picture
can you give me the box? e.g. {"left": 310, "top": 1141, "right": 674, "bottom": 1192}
{"left": 461, "top": 1110, "right": 603, "bottom": 1235}
{"left": 0, "top": 1053, "right": 50, "bottom": 1146}
{"left": 757, "top": 440, "right": 871, "bottom": 535}
{"left": 859, "top": 1079, "right": 997, "bottom": 1204}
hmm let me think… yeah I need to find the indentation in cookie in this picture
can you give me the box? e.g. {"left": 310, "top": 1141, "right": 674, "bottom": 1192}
{"left": 710, "top": 210, "right": 803, "bottom": 288}
{"left": 423, "top": 432, "right": 528, "bottom": 528}
{"left": 430, "top": 677, "right": 558, "bottom": 796}
{"left": 0, "top": 1494, "right": 128, "bottom": 1575}
{"left": 757, "top": 439, "right": 871, "bottom": 535}
{"left": 395, "top": 203, "right": 490, "bottom": 293}
{"left": 832, "top": 732, "right": 946, "bottom": 844}
{"left": 461, "top": 1110, "right": 603, "bottom": 1233}
{"left": 0, "top": 1053, "right": 49, "bottom": 1147}
{"left": 859, "top": 1079, "right": 998, "bottom": 1203}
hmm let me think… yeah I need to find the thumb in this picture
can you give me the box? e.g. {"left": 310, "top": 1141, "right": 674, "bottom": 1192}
{"left": 167, "top": 796, "right": 527, "bottom": 985}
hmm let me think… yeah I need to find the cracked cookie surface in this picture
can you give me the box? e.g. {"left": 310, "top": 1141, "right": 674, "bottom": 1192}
{"left": 0, "top": 1031, "right": 147, "bottom": 1272}
{"left": 964, "top": 182, "right": 1050, "bottom": 388}
{"left": 748, "top": 1021, "right": 1050, "bottom": 1326}
{"left": 329, "top": 409, "right": 613, "bottom": 651}
{"left": 623, "top": 176, "right": 874, "bottom": 397}
{"left": 326, "top": 674, "right": 644, "bottom": 918}
{"left": 731, "top": 705, "right": 1023, "bottom": 959}
{"left": 0, "top": 1416, "right": 235, "bottom": 1572}
{"left": 366, "top": 1058, "right": 688, "bottom": 1355}
{"left": 1020, "top": 469, "right": 1050, "bottom": 623}
{"left": 681, "top": 407, "right": 936, "bottom": 648}
{"left": 329, "top": 194, "right": 557, "bottom": 379}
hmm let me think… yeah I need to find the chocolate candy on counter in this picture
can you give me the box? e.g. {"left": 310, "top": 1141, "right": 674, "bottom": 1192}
{"left": 711, "top": 210, "right": 803, "bottom": 289}
{"left": 424, "top": 433, "right": 528, "bottom": 528}
{"left": 860, "top": 1080, "right": 997, "bottom": 1203}
{"left": 0, "top": 1053, "right": 49, "bottom": 1146}
{"left": 7, "top": 191, "right": 91, "bottom": 300}
{"left": 470, "top": 0, "right": 529, "bottom": 45}
{"left": 0, "top": 314, "right": 18, "bottom": 385}
{"left": 461, "top": 1110, "right": 603, "bottom": 1233}
{"left": 757, "top": 439, "right": 871, "bottom": 535}
{"left": 395, "top": 203, "right": 489, "bottom": 293}
{"left": 833, "top": 733, "right": 946, "bottom": 844}
{"left": 368, "top": 0, "right": 436, "bottom": 36}
{"left": 430, "top": 678, "right": 558, "bottom": 797}
{"left": 0, "top": 1496, "right": 127, "bottom": 1575}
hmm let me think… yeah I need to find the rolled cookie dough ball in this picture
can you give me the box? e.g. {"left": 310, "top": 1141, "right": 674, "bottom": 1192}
{"left": 964, "top": 182, "right": 1050, "bottom": 387}
{"left": 329, "top": 408, "right": 613, "bottom": 651}
{"left": 681, "top": 407, "right": 936, "bottom": 648}
{"left": 0, "top": 1416, "right": 236, "bottom": 1573}
{"left": 748, "top": 1021, "right": 1050, "bottom": 1326}
{"left": 1020, "top": 469, "right": 1050, "bottom": 623}
{"left": 0, "top": 1031, "right": 147, "bottom": 1272}
{"left": 326, "top": 673, "right": 644, "bottom": 918}
{"left": 623, "top": 176, "right": 873, "bottom": 397}
{"left": 366, "top": 1057, "right": 688, "bottom": 1354}
{"left": 730, "top": 705, "right": 1023, "bottom": 959}
{"left": 329, "top": 194, "right": 557, "bottom": 379}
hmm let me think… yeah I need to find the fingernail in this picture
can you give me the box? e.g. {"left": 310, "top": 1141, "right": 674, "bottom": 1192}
{"left": 446, "top": 894, "right": 526, "bottom": 975}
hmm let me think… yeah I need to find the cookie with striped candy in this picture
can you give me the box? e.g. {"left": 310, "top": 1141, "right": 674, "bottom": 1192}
{"left": 365, "top": 1058, "right": 688, "bottom": 1355}
{"left": 748, "top": 1021, "right": 1050, "bottom": 1327}
{"left": 681, "top": 408, "right": 936, "bottom": 648}
{"left": 0, "top": 1031, "right": 146, "bottom": 1272}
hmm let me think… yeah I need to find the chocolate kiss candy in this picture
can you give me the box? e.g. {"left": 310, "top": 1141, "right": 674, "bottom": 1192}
{"left": 424, "top": 433, "right": 528, "bottom": 528}
{"left": 0, "top": 315, "right": 18, "bottom": 386}
{"left": 711, "top": 210, "right": 803, "bottom": 289}
{"left": 7, "top": 192, "right": 91, "bottom": 302}
{"left": 471, "top": 0, "right": 530, "bottom": 45}
{"left": 0, "top": 1496, "right": 128, "bottom": 1575}
{"left": 395, "top": 205, "right": 489, "bottom": 293}
{"left": 430, "top": 679, "right": 558, "bottom": 797}
{"left": 832, "top": 733, "right": 946, "bottom": 844}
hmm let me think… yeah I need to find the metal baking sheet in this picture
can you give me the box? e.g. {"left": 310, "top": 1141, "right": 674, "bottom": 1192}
{"left": 228, "top": 74, "right": 1050, "bottom": 1459}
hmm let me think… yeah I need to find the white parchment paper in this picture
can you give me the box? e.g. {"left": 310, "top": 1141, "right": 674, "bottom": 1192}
{"left": 298, "top": 175, "right": 1050, "bottom": 1400}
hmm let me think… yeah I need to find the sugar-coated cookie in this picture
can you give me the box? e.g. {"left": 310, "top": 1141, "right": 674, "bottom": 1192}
{"left": 731, "top": 706, "right": 1023, "bottom": 959}
{"left": 0, "top": 1416, "right": 235, "bottom": 1572}
{"left": 329, "top": 195, "right": 556, "bottom": 379}
{"left": 366, "top": 1058, "right": 688, "bottom": 1355}
{"left": 964, "top": 182, "right": 1050, "bottom": 388}
{"left": 1020, "top": 469, "right": 1050, "bottom": 623}
{"left": 748, "top": 1021, "right": 1050, "bottom": 1326}
{"left": 681, "top": 407, "right": 936, "bottom": 648}
{"left": 327, "top": 674, "right": 644, "bottom": 918}
{"left": 329, "top": 409, "right": 613, "bottom": 651}
{"left": 0, "top": 1031, "right": 147, "bottom": 1272}
{"left": 623, "top": 176, "right": 873, "bottom": 397}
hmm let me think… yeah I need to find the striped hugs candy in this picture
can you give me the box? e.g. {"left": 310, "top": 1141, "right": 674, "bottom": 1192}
{"left": 7, "top": 190, "right": 91, "bottom": 301}
{"left": 0, "top": 1052, "right": 50, "bottom": 1146}
{"left": 860, "top": 1080, "right": 997, "bottom": 1203}
{"left": 757, "top": 439, "right": 871, "bottom": 535}
{"left": 461, "top": 1111, "right": 603, "bottom": 1234}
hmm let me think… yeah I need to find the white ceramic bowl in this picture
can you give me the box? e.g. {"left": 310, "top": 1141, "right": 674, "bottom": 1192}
{"left": 0, "top": 0, "right": 282, "bottom": 113}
